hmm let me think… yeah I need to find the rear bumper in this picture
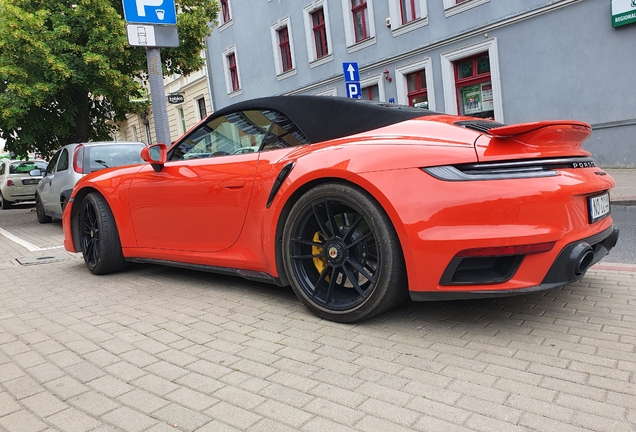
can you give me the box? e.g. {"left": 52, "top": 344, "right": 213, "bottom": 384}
{"left": 410, "top": 225, "right": 619, "bottom": 301}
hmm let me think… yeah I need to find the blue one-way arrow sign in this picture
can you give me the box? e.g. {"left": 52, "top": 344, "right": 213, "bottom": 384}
{"left": 343, "top": 62, "right": 360, "bottom": 83}
{"left": 123, "top": 0, "right": 177, "bottom": 25}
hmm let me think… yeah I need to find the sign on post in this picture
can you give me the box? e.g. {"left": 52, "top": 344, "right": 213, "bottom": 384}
{"left": 126, "top": 25, "right": 179, "bottom": 47}
{"left": 122, "top": 0, "right": 177, "bottom": 25}
{"left": 342, "top": 62, "right": 361, "bottom": 99}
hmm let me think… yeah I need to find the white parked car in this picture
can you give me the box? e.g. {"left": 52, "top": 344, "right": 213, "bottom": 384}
{"left": 35, "top": 141, "right": 146, "bottom": 222}
{"left": 0, "top": 159, "right": 48, "bottom": 209}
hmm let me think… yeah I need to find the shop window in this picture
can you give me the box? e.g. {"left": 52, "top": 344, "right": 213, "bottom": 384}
{"left": 312, "top": 8, "right": 328, "bottom": 58}
{"left": 454, "top": 52, "right": 493, "bottom": 119}
{"left": 361, "top": 84, "right": 380, "bottom": 101}
{"left": 406, "top": 70, "right": 428, "bottom": 109}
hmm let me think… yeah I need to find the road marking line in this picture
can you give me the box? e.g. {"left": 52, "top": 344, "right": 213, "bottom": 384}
{"left": 0, "top": 226, "right": 61, "bottom": 252}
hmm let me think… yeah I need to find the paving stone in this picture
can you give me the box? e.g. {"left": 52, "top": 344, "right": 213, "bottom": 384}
{"left": 0, "top": 410, "right": 47, "bottom": 432}
{"left": 67, "top": 391, "right": 121, "bottom": 417}
{"left": 152, "top": 403, "right": 212, "bottom": 432}
{"left": 21, "top": 391, "right": 69, "bottom": 417}
{"left": 101, "top": 406, "right": 158, "bottom": 432}
{"left": 46, "top": 407, "right": 103, "bottom": 432}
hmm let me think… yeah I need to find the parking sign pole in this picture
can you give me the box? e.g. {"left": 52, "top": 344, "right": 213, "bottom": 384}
{"left": 145, "top": 47, "right": 172, "bottom": 145}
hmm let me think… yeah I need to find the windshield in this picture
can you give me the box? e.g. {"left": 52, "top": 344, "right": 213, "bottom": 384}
{"left": 9, "top": 161, "right": 47, "bottom": 174}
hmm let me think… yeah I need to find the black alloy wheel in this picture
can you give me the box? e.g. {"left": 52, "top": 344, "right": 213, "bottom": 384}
{"left": 36, "top": 195, "right": 52, "bottom": 223}
{"left": 0, "top": 193, "right": 11, "bottom": 210}
{"left": 79, "top": 192, "right": 127, "bottom": 275}
{"left": 282, "top": 183, "right": 407, "bottom": 322}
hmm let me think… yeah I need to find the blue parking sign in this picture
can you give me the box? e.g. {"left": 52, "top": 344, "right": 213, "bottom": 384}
{"left": 122, "top": 0, "right": 177, "bottom": 25}
{"left": 346, "top": 82, "right": 362, "bottom": 99}
{"left": 343, "top": 62, "right": 360, "bottom": 82}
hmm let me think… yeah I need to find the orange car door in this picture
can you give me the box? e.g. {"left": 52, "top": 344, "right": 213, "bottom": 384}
{"left": 127, "top": 109, "right": 274, "bottom": 252}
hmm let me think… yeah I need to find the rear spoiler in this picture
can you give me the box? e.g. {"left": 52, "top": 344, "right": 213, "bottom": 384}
{"left": 487, "top": 121, "right": 591, "bottom": 137}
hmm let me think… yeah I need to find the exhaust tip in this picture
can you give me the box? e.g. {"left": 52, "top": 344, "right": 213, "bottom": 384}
{"left": 569, "top": 242, "right": 594, "bottom": 277}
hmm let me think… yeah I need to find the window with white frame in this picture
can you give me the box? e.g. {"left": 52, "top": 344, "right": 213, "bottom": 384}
{"left": 270, "top": 17, "right": 297, "bottom": 78}
{"left": 219, "top": 0, "right": 233, "bottom": 29}
{"left": 340, "top": 0, "right": 376, "bottom": 53}
{"left": 222, "top": 46, "right": 242, "bottom": 96}
{"left": 178, "top": 107, "right": 187, "bottom": 134}
{"left": 303, "top": 1, "right": 333, "bottom": 67}
{"left": 360, "top": 74, "right": 385, "bottom": 102}
{"left": 388, "top": 0, "right": 428, "bottom": 36}
{"left": 440, "top": 38, "right": 503, "bottom": 121}
{"left": 395, "top": 58, "right": 435, "bottom": 110}
{"left": 196, "top": 97, "right": 207, "bottom": 120}
{"left": 442, "top": 0, "right": 489, "bottom": 18}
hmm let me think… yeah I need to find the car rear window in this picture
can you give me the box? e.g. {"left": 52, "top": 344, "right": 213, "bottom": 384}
{"left": 86, "top": 144, "right": 146, "bottom": 172}
{"left": 9, "top": 161, "right": 47, "bottom": 174}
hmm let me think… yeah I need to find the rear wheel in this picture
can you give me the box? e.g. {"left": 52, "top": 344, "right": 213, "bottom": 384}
{"left": 79, "top": 192, "right": 127, "bottom": 275}
{"left": 282, "top": 183, "right": 407, "bottom": 322}
{"left": 35, "top": 196, "right": 52, "bottom": 223}
{"left": 0, "top": 193, "right": 11, "bottom": 210}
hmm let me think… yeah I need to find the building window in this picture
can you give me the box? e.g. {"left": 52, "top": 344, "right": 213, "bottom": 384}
{"left": 440, "top": 38, "right": 502, "bottom": 121}
{"left": 132, "top": 125, "right": 138, "bottom": 141}
{"left": 388, "top": 0, "right": 428, "bottom": 35}
{"left": 442, "top": 0, "right": 489, "bottom": 17}
{"left": 228, "top": 53, "right": 239, "bottom": 91}
{"left": 178, "top": 107, "right": 186, "bottom": 134}
{"left": 278, "top": 27, "right": 293, "bottom": 72}
{"left": 197, "top": 97, "right": 207, "bottom": 120}
{"left": 303, "top": 2, "right": 333, "bottom": 66}
{"left": 361, "top": 84, "right": 380, "bottom": 101}
{"left": 220, "top": 0, "right": 231, "bottom": 23}
{"left": 395, "top": 58, "right": 435, "bottom": 110}
{"left": 400, "top": 0, "right": 420, "bottom": 24}
{"left": 351, "top": 0, "right": 369, "bottom": 42}
{"left": 341, "top": 0, "right": 376, "bottom": 52}
{"left": 312, "top": 8, "right": 328, "bottom": 59}
{"left": 406, "top": 70, "right": 428, "bottom": 109}
{"left": 454, "top": 52, "right": 493, "bottom": 119}
{"left": 270, "top": 17, "right": 296, "bottom": 78}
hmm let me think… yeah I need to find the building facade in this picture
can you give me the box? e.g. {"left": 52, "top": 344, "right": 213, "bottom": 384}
{"left": 204, "top": 0, "right": 636, "bottom": 167}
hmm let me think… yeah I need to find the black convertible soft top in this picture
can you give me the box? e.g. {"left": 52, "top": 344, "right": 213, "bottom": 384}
{"left": 211, "top": 95, "right": 436, "bottom": 144}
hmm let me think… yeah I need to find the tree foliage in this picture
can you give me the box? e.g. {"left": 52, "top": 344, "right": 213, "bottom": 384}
{"left": 0, "top": 0, "right": 219, "bottom": 157}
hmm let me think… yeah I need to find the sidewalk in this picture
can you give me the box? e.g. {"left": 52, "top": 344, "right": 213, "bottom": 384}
{"left": 604, "top": 168, "right": 636, "bottom": 206}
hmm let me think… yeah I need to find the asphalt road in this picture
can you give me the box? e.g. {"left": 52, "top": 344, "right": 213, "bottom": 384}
{"left": 606, "top": 205, "right": 636, "bottom": 264}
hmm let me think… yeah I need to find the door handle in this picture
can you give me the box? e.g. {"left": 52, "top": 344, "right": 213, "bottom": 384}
{"left": 220, "top": 180, "right": 246, "bottom": 189}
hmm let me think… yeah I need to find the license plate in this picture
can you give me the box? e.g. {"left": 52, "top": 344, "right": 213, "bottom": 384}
{"left": 588, "top": 192, "right": 610, "bottom": 223}
{"left": 22, "top": 179, "right": 40, "bottom": 185}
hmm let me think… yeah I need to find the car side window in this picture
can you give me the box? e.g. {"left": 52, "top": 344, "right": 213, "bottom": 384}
{"left": 261, "top": 112, "right": 310, "bottom": 151}
{"left": 170, "top": 110, "right": 274, "bottom": 161}
{"left": 46, "top": 150, "right": 61, "bottom": 175}
{"left": 57, "top": 149, "right": 69, "bottom": 172}
{"left": 0, "top": 163, "right": 5, "bottom": 176}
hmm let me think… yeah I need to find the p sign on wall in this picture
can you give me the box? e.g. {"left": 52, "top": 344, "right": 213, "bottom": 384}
{"left": 122, "top": 0, "right": 177, "bottom": 25}
{"left": 346, "top": 82, "right": 361, "bottom": 99}
{"left": 343, "top": 62, "right": 361, "bottom": 99}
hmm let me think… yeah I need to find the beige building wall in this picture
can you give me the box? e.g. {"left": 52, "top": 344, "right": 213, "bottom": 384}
{"left": 114, "top": 67, "right": 212, "bottom": 145}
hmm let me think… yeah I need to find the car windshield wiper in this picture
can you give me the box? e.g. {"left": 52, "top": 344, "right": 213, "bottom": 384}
{"left": 94, "top": 159, "right": 109, "bottom": 168}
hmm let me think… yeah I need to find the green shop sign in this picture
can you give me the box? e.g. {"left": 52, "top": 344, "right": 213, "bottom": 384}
{"left": 612, "top": 0, "right": 636, "bottom": 27}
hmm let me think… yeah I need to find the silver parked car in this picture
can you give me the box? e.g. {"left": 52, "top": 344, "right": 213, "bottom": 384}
{"left": 35, "top": 141, "right": 146, "bottom": 222}
{"left": 0, "top": 159, "right": 48, "bottom": 209}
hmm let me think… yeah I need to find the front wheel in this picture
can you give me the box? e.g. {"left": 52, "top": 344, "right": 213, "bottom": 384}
{"left": 79, "top": 192, "right": 127, "bottom": 275}
{"left": 282, "top": 183, "right": 407, "bottom": 323}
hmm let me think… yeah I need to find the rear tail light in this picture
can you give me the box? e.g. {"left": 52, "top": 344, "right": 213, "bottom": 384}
{"left": 73, "top": 144, "right": 84, "bottom": 173}
{"left": 6, "top": 179, "right": 14, "bottom": 186}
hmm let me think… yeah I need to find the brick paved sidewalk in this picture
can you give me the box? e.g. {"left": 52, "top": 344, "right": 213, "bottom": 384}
{"left": 0, "top": 207, "right": 635, "bottom": 432}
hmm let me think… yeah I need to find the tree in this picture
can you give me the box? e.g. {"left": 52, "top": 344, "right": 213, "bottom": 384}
{"left": 0, "top": 0, "right": 219, "bottom": 158}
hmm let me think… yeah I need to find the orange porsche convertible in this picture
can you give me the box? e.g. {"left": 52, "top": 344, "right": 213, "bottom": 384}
{"left": 63, "top": 96, "right": 619, "bottom": 322}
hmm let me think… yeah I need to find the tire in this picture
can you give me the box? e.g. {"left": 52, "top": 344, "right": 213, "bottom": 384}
{"left": 79, "top": 192, "right": 127, "bottom": 275}
{"left": 36, "top": 196, "right": 52, "bottom": 223}
{"left": 0, "top": 193, "right": 11, "bottom": 210}
{"left": 282, "top": 183, "right": 407, "bottom": 323}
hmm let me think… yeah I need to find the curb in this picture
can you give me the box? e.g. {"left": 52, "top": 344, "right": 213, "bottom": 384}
{"left": 592, "top": 262, "right": 636, "bottom": 273}
{"left": 611, "top": 199, "right": 636, "bottom": 206}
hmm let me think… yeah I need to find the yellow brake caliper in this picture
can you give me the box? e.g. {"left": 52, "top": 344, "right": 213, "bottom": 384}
{"left": 312, "top": 231, "right": 329, "bottom": 281}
